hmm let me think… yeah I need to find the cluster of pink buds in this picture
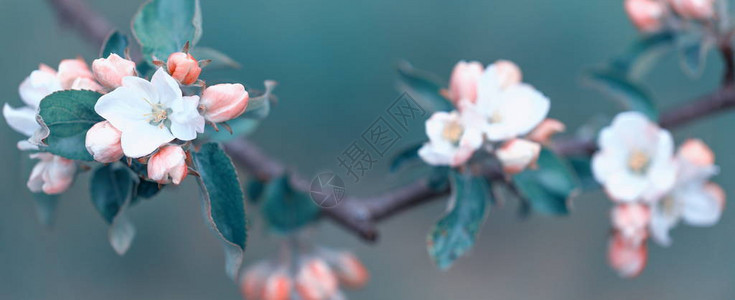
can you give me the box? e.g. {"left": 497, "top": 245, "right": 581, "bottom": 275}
{"left": 625, "top": 0, "right": 716, "bottom": 32}
{"left": 241, "top": 247, "right": 369, "bottom": 300}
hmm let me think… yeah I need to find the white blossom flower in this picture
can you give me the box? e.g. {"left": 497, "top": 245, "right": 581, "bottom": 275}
{"left": 463, "top": 61, "right": 550, "bottom": 141}
{"left": 3, "top": 66, "right": 62, "bottom": 148}
{"left": 592, "top": 112, "right": 677, "bottom": 203}
{"left": 418, "top": 110, "right": 484, "bottom": 167}
{"left": 94, "top": 68, "right": 204, "bottom": 158}
{"left": 4, "top": 60, "right": 102, "bottom": 150}
{"left": 649, "top": 139, "right": 724, "bottom": 246}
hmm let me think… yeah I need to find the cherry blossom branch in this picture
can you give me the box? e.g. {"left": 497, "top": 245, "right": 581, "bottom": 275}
{"left": 44, "top": 0, "right": 735, "bottom": 242}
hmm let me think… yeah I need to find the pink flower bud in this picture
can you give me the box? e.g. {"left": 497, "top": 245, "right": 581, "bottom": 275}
{"left": 625, "top": 0, "right": 666, "bottom": 33}
{"left": 611, "top": 203, "right": 650, "bottom": 245}
{"left": 39, "top": 63, "right": 57, "bottom": 76}
{"left": 200, "top": 83, "right": 250, "bottom": 123}
{"left": 92, "top": 54, "right": 137, "bottom": 89}
{"left": 449, "top": 61, "right": 483, "bottom": 104}
{"left": 240, "top": 262, "right": 273, "bottom": 300}
{"left": 495, "top": 139, "right": 541, "bottom": 175}
{"left": 27, "top": 153, "right": 77, "bottom": 195}
{"left": 167, "top": 52, "right": 201, "bottom": 85}
{"left": 261, "top": 271, "right": 292, "bottom": 300}
{"left": 70, "top": 77, "right": 104, "bottom": 93}
{"left": 492, "top": 60, "right": 523, "bottom": 89}
{"left": 296, "top": 259, "right": 338, "bottom": 300}
{"left": 85, "top": 121, "right": 123, "bottom": 163}
{"left": 608, "top": 232, "right": 648, "bottom": 278}
{"left": 704, "top": 182, "right": 726, "bottom": 210}
{"left": 332, "top": 252, "right": 369, "bottom": 289}
{"left": 528, "top": 118, "right": 565, "bottom": 145}
{"left": 57, "top": 58, "right": 94, "bottom": 89}
{"left": 677, "top": 139, "right": 714, "bottom": 167}
{"left": 147, "top": 145, "right": 188, "bottom": 185}
{"left": 669, "top": 0, "right": 715, "bottom": 19}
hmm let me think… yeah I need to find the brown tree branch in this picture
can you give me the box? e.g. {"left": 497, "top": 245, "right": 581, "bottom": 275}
{"left": 45, "top": 0, "right": 735, "bottom": 242}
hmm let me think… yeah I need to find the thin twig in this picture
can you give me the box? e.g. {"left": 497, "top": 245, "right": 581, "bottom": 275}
{"left": 45, "top": 0, "right": 735, "bottom": 242}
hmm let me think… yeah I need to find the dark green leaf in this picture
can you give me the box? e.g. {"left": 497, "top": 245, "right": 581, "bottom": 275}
{"left": 397, "top": 61, "right": 453, "bottom": 112}
{"left": 611, "top": 31, "right": 675, "bottom": 79}
{"left": 585, "top": 70, "right": 658, "bottom": 121}
{"left": 246, "top": 179, "right": 265, "bottom": 204}
{"left": 136, "top": 60, "right": 155, "bottom": 78}
{"left": 242, "top": 80, "right": 276, "bottom": 119}
{"left": 190, "top": 47, "right": 241, "bottom": 69}
{"left": 390, "top": 143, "right": 424, "bottom": 172}
{"left": 90, "top": 164, "right": 137, "bottom": 255}
{"left": 192, "top": 143, "right": 247, "bottom": 279}
{"left": 261, "top": 175, "right": 320, "bottom": 234}
{"left": 568, "top": 156, "right": 599, "bottom": 190}
{"left": 427, "top": 166, "right": 450, "bottom": 191}
{"left": 512, "top": 148, "right": 580, "bottom": 216}
{"left": 135, "top": 179, "right": 162, "bottom": 200}
{"left": 90, "top": 165, "right": 134, "bottom": 224}
{"left": 132, "top": 0, "right": 202, "bottom": 63}
{"left": 676, "top": 30, "right": 714, "bottom": 78}
{"left": 427, "top": 171, "right": 490, "bottom": 270}
{"left": 37, "top": 90, "right": 104, "bottom": 161}
{"left": 100, "top": 31, "right": 129, "bottom": 58}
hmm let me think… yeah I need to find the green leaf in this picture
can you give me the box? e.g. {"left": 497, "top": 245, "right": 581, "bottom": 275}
{"left": 100, "top": 31, "right": 129, "bottom": 58}
{"left": 676, "top": 30, "right": 714, "bottom": 78}
{"left": 427, "top": 171, "right": 490, "bottom": 270}
{"left": 390, "top": 143, "right": 424, "bottom": 172}
{"left": 134, "top": 179, "right": 162, "bottom": 202}
{"left": 246, "top": 179, "right": 265, "bottom": 204}
{"left": 242, "top": 80, "right": 277, "bottom": 119}
{"left": 512, "top": 148, "right": 580, "bottom": 216}
{"left": 132, "top": 0, "right": 202, "bottom": 63}
{"left": 90, "top": 164, "right": 137, "bottom": 255}
{"left": 568, "top": 156, "right": 599, "bottom": 190}
{"left": 190, "top": 47, "right": 241, "bottom": 69}
{"left": 192, "top": 143, "right": 247, "bottom": 280}
{"left": 37, "top": 90, "right": 104, "bottom": 161}
{"left": 397, "top": 61, "right": 454, "bottom": 112}
{"left": 585, "top": 70, "right": 658, "bottom": 121}
{"left": 261, "top": 175, "right": 320, "bottom": 234}
{"left": 611, "top": 31, "right": 675, "bottom": 79}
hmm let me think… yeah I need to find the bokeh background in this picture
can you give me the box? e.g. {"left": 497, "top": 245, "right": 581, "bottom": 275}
{"left": 1, "top": 0, "right": 733, "bottom": 299}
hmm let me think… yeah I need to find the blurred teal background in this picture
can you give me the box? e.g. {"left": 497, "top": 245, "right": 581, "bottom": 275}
{"left": 1, "top": 0, "right": 734, "bottom": 299}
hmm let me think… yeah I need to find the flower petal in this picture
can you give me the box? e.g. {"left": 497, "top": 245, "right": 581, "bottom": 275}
{"left": 151, "top": 68, "right": 183, "bottom": 106}
{"left": 119, "top": 123, "right": 174, "bottom": 158}
{"left": 681, "top": 184, "right": 722, "bottom": 226}
{"left": 606, "top": 171, "right": 647, "bottom": 202}
{"left": 3, "top": 103, "right": 39, "bottom": 137}
{"left": 19, "top": 70, "right": 62, "bottom": 108}
{"left": 95, "top": 86, "right": 151, "bottom": 131}
{"left": 169, "top": 95, "right": 204, "bottom": 141}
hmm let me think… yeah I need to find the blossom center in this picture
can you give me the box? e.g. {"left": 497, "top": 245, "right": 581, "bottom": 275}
{"left": 660, "top": 196, "right": 678, "bottom": 217}
{"left": 142, "top": 98, "right": 172, "bottom": 128}
{"left": 442, "top": 120, "right": 464, "bottom": 145}
{"left": 489, "top": 111, "right": 503, "bottom": 123}
{"left": 627, "top": 150, "right": 650, "bottom": 174}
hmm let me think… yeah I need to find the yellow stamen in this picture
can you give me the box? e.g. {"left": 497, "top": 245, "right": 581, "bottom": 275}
{"left": 628, "top": 150, "right": 650, "bottom": 173}
{"left": 442, "top": 121, "right": 464, "bottom": 144}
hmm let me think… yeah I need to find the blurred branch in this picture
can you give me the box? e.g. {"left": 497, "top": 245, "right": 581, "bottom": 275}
{"left": 47, "top": 0, "right": 112, "bottom": 47}
{"left": 47, "top": 0, "right": 735, "bottom": 242}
